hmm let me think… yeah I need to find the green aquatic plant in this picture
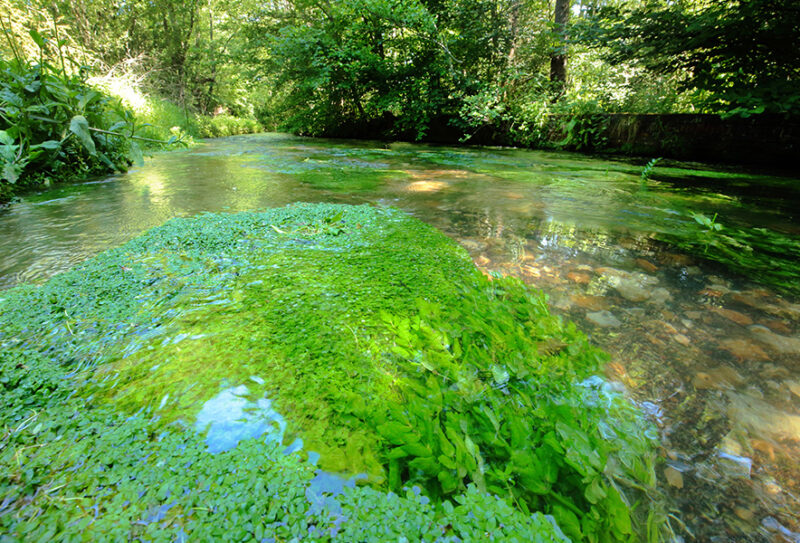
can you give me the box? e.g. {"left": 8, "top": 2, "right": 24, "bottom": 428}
{"left": 657, "top": 211, "right": 800, "bottom": 295}
{"left": 0, "top": 203, "right": 669, "bottom": 541}
{"left": 375, "top": 289, "right": 665, "bottom": 542}
{"left": 690, "top": 211, "right": 722, "bottom": 232}
{"left": 640, "top": 157, "right": 661, "bottom": 182}
{"left": 0, "top": 350, "right": 567, "bottom": 542}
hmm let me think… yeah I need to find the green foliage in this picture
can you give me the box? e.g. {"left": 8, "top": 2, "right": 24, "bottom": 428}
{"left": 195, "top": 114, "right": 261, "bottom": 138}
{"left": 0, "top": 203, "right": 669, "bottom": 541}
{"left": 0, "top": 348, "right": 567, "bottom": 542}
{"left": 555, "top": 111, "right": 608, "bottom": 152}
{"left": 0, "top": 53, "right": 134, "bottom": 192}
{"left": 92, "top": 73, "right": 262, "bottom": 145}
{"left": 640, "top": 158, "right": 661, "bottom": 182}
{"left": 260, "top": 0, "right": 449, "bottom": 139}
{"left": 374, "top": 282, "right": 664, "bottom": 542}
{"left": 574, "top": 0, "right": 800, "bottom": 115}
{"left": 10, "top": 0, "right": 791, "bottom": 150}
{"left": 0, "top": 21, "right": 195, "bottom": 200}
{"left": 661, "top": 212, "right": 800, "bottom": 296}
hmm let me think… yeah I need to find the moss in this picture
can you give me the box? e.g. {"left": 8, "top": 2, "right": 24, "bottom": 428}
{"left": 0, "top": 203, "right": 668, "bottom": 541}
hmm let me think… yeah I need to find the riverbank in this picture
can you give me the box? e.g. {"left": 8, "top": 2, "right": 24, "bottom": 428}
{"left": 297, "top": 113, "right": 800, "bottom": 171}
{"left": 0, "top": 61, "right": 261, "bottom": 206}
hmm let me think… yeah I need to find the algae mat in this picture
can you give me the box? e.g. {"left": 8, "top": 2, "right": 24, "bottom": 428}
{"left": 0, "top": 203, "right": 667, "bottom": 541}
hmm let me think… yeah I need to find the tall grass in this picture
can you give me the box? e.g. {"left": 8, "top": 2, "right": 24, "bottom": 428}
{"left": 92, "top": 72, "right": 263, "bottom": 145}
{"left": 194, "top": 114, "right": 262, "bottom": 138}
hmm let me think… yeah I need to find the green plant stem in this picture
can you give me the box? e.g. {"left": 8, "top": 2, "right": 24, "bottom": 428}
{"left": 87, "top": 127, "right": 178, "bottom": 145}
{"left": 0, "top": 15, "right": 24, "bottom": 63}
{"left": 547, "top": 489, "right": 584, "bottom": 517}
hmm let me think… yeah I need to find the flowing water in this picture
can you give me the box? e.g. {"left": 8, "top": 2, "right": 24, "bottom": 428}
{"left": 2, "top": 133, "right": 799, "bottom": 541}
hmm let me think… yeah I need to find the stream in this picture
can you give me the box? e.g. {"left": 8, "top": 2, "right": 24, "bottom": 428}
{"left": 1, "top": 133, "right": 799, "bottom": 541}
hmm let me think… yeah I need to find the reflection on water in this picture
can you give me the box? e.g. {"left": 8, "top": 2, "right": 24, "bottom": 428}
{"left": 195, "top": 384, "right": 288, "bottom": 454}
{"left": 1, "top": 133, "right": 799, "bottom": 541}
{"left": 194, "top": 382, "right": 366, "bottom": 538}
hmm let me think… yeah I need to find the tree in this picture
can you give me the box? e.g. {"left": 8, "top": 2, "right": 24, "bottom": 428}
{"left": 575, "top": 0, "right": 800, "bottom": 114}
{"left": 549, "top": 0, "right": 570, "bottom": 94}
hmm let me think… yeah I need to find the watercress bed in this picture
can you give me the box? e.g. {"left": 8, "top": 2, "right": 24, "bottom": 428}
{"left": 0, "top": 203, "right": 670, "bottom": 541}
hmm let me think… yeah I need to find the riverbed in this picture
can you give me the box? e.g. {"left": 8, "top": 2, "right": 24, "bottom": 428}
{"left": 1, "top": 133, "right": 798, "bottom": 541}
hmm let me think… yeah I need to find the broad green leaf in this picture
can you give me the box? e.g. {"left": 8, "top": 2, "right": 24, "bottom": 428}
{"left": 24, "top": 81, "right": 42, "bottom": 93}
{"left": 0, "top": 130, "right": 14, "bottom": 146}
{"left": 437, "top": 454, "right": 456, "bottom": 470}
{"left": 97, "top": 152, "right": 116, "bottom": 170}
{"left": 108, "top": 121, "right": 127, "bottom": 132}
{"left": 403, "top": 441, "right": 432, "bottom": 458}
{"left": 69, "top": 115, "right": 96, "bottom": 155}
{"left": 2, "top": 162, "right": 21, "bottom": 184}
{"left": 29, "top": 28, "right": 46, "bottom": 49}
{"left": 437, "top": 470, "right": 458, "bottom": 493}
{"left": 78, "top": 91, "right": 99, "bottom": 111}
{"left": 584, "top": 477, "right": 607, "bottom": 504}
{"left": 607, "top": 485, "right": 633, "bottom": 535}
{"left": 0, "top": 89, "right": 23, "bottom": 108}
{"left": 33, "top": 140, "right": 61, "bottom": 151}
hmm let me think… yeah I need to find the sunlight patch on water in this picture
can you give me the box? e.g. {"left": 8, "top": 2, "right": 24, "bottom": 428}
{"left": 405, "top": 180, "right": 449, "bottom": 192}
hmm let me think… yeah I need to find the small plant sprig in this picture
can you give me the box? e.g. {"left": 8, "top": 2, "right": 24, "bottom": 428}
{"left": 640, "top": 157, "right": 661, "bottom": 182}
{"left": 690, "top": 211, "right": 722, "bottom": 232}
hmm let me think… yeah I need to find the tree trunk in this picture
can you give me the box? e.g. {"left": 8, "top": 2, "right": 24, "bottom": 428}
{"left": 550, "top": 0, "right": 570, "bottom": 95}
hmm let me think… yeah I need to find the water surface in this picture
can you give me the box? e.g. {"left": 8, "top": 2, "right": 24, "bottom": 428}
{"left": 1, "top": 133, "right": 799, "bottom": 540}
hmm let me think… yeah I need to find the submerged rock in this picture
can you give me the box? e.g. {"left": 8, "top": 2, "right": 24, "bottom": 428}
{"left": 719, "top": 338, "right": 770, "bottom": 361}
{"left": 566, "top": 271, "right": 591, "bottom": 284}
{"left": 602, "top": 269, "right": 660, "bottom": 302}
{"left": 635, "top": 258, "right": 658, "bottom": 273}
{"left": 749, "top": 325, "right": 800, "bottom": 355}
{"left": 648, "top": 287, "right": 673, "bottom": 305}
{"left": 727, "top": 391, "right": 800, "bottom": 440}
{"left": 586, "top": 310, "right": 623, "bottom": 328}
{"left": 712, "top": 307, "right": 753, "bottom": 326}
{"left": 571, "top": 293, "right": 609, "bottom": 311}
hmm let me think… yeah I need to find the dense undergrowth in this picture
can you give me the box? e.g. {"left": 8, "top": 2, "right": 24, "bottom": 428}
{"left": 1, "top": 39, "right": 261, "bottom": 205}
{"left": 0, "top": 53, "right": 136, "bottom": 201}
{"left": 0, "top": 203, "right": 670, "bottom": 541}
{"left": 92, "top": 74, "right": 262, "bottom": 144}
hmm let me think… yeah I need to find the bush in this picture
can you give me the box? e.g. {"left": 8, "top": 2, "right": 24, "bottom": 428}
{"left": 195, "top": 113, "right": 262, "bottom": 138}
{"left": 0, "top": 54, "right": 135, "bottom": 199}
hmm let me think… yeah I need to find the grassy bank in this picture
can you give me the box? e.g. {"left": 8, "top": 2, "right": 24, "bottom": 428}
{"left": 95, "top": 74, "right": 262, "bottom": 143}
{"left": 0, "top": 203, "right": 669, "bottom": 541}
{"left": 0, "top": 64, "right": 261, "bottom": 205}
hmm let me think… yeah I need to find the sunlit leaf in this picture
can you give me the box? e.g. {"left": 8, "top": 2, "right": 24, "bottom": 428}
{"left": 69, "top": 115, "right": 96, "bottom": 155}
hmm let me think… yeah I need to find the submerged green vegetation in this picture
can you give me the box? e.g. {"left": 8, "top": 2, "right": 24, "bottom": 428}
{"left": 1, "top": 203, "right": 668, "bottom": 541}
{"left": 660, "top": 212, "right": 800, "bottom": 297}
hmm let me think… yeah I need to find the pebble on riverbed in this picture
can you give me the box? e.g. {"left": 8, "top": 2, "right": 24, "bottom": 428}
{"left": 749, "top": 325, "right": 800, "bottom": 355}
{"left": 712, "top": 307, "right": 753, "bottom": 326}
{"left": 586, "top": 310, "right": 622, "bottom": 328}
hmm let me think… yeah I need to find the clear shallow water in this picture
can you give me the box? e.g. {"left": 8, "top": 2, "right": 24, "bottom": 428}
{"left": 1, "top": 133, "right": 799, "bottom": 540}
